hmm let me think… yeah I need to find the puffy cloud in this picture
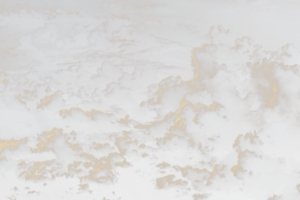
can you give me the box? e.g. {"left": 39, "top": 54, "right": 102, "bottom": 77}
{"left": 0, "top": 156, "right": 11, "bottom": 171}
{"left": 114, "top": 135, "right": 139, "bottom": 157}
{"left": 231, "top": 149, "right": 288, "bottom": 195}
{"left": 108, "top": 2, "right": 122, "bottom": 11}
{"left": 191, "top": 44, "right": 227, "bottom": 90}
{"left": 47, "top": 7, "right": 67, "bottom": 20}
{"left": 35, "top": 127, "right": 75, "bottom": 165}
{"left": 155, "top": 161, "right": 172, "bottom": 170}
{"left": 102, "top": 14, "right": 131, "bottom": 33}
{"left": 141, "top": 75, "right": 190, "bottom": 117}
{"left": 231, "top": 36, "right": 254, "bottom": 54}
{"left": 0, "top": 138, "right": 30, "bottom": 159}
{"left": 0, "top": 78, "right": 28, "bottom": 111}
{"left": 180, "top": 164, "right": 236, "bottom": 192}
{"left": 77, "top": 183, "right": 93, "bottom": 194}
{"left": 117, "top": 114, "right": 139, "bottom": 128}
{"left": 268, "top": 194, "right": 284, "bottom": 200}
{"left": 12, "top": 127, "right": 131, "bottom": 191}
{"left": 134, "top": 3, "right": 167, "bottom": 10}
{"left": 35, "top": 22, "right": 59, "bottom": 39}
{"left": 234, "top": 0, "right": 269, "bottom": 10}
{"left": 14, "top": 35, "right": 38, "bottom": 51}
{"left": 131, "top": 64, "right": 158, "bottom": 91}
{"left": 205, "top": 24, "right": 233, "bottom": 43}
{"left": 36, "top": 89, "right": 67, "bottom": 111}
{"left": 134, "top": 118, "right": 170, "bottom": 137}
{"left": 59, "top": 107, "right": 116, "bottom": 123}
{"left": 248, "top": 58, "right": 299, "bottom": 126}
{"left": 156, "top": 134, "right": 188, "bottom": 151}
{"left": 296, "top": 184, "right": 300, "bottom": 194}
{"left": 178, "top": 23, "right": 201, "bottom": 35}
{"left": 27, "top": 190, "right": 41, "bottom": 196}
{"left": 70, "top": 23, "right": 88, "bottom": 46}
{"left": 90, "top": 61, "right": 122, "bottom": 89}
{"left": 20, "top": 83, "right": 52, "bottom": 102}
{"left": 232, "top": 132, "right": 264, "bottom": 153}
{"left": 13, "top": 186, "right": 20, "bottom": 192}
{"left": 155, "top": 174, "right": 188, "bottom": 190}
{"left": 192, "top": 193, "right": 212, "bottom": 200}
{"left": 89, "top": 141, "right": 115, "bottom": 155}
{"left": 269, "top": 43, "right": 300, "bottom": 65}
{"left": 1, "top": 0, "right": 300, "bottom": 200}
{"left": 0, "top": 5, "right": 45, "bottom": 28}
{"left": 17, "top": 160, "right": 62, "bottom": 183}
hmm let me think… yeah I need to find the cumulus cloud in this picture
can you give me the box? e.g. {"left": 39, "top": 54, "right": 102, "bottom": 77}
{"left": 192, "top": 193, "right": 212, "bottom": 200}
{"left": 36, "top": 89, "right": 67, "bottom": 111}
{"left": 0, "top": 78, "right": 28, "bottom": 111}
{"left": 134, "top": 3, "right": 167, "bottom": 10}
{"left": 1, "top": 0, "right": 300, "bottom": 200}
{"left": 14, "top": 35, "right": 38, "bottom": 51}
{"left": 59, "top": 107, "right": 116, "bottom": 122}
{"left": 156, "top": 134, "right": 188, "bottom": 151}
{"left": 0, "top": 5, "right": 45, "bottom": 28}
{"left": 205, "top": 24, "right": 233, "bottom": 42}
{"left": 234, "top": 0, "right": 268, "bottom": 9}
{"left": 144, "top": 75, "right": 190, "bottom": 116}
{"left": 156, "top": 174, "right": 188, "bottom": 190}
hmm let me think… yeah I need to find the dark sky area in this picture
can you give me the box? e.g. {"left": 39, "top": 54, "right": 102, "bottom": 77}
{"left": 0, "top": 0, "right": 300, "bottom": 200}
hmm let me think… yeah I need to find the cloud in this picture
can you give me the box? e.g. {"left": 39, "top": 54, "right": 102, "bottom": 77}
{"left": 0, "top": 78, "right": 28, "bottom": 111}
{"left": 234, "top": 0, "right": 269, "bottom": 9}
{"left": 156, "top": 134, "right": 188, "bottom": 151}
{"left": 59, "top": 107, "right": 116, "bottom": 122}
{"left": 134, "top": 3, "right": 167, "bottom": 10}
{"left": 205, "top": 24, "right": 233, "bottom": 42}
{"left": 69, "top": 23, "right": 88, "bottom": 46}
{"left": 141, "top": 75, "right": 190, "bottom": 116}
{"left": 155, "top": 174, "right": 188, "bottom": 190}
{"left": 0, "top": 138, "right": 30, "bottom": 158}
{"left": 0, "top": 1, "right": 300, "bottom": 200}
{"left": 193, "top": 193, "right": 212, "bottom": 200}
{"left": 35, "top": 22, "right": 59, "bottom": 39}
{"left": 77, "top": 183, "right": 93, "bottom": 194}
{"left": 36, "top": 90, "right": 67, "bottom": 111}
{"left": 0, "top": 6, "right": 46, "bottom": 29}
{"left": 117, "top": 114, "right": 139, "bottom": 128}
{"left": 191, "top": 44, "right": 227, "bottom": 87}
{"left": 14, "top": 35, "right": 38, "bottom": 51}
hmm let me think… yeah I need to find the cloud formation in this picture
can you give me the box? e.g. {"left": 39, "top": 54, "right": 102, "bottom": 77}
{"left": 1, "top": 1, "right": 300, "bottom": 200}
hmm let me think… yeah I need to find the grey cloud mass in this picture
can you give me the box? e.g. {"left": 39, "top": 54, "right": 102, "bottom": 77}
{"left": 1, "top": 0, "right": 300, "bottom": 200}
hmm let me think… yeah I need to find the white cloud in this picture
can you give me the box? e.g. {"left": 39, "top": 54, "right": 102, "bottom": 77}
{"left": 155, "top": 174, "right": 188, "bottom": 190}
{"left": 0, "top": 0, "right": 300, "bottom": 200}
{"left": 59, "top": 107, "right": 116, "bottom": 123}
{"left": 205, "top": 24, "right": 233, "bottom": 43}
{"left": 192, "top": 193, "right": 212, "bottom": 200}
{"left": 268, "top": 194, "right": 284, "bottom": 200}
{"left": 134, "top": 3, "right": 167, "bottom": 10}
{"left": 156, "top": 134, "right": 188, "bottom": 151}
{"left": 0, "top": 137, "right": 30, "bottom": 160}
{"left": 36, "top": 89, "right": 67, "bottom": 111}
{"left": 77, "top": 183, "right": 93, "bottom": 194}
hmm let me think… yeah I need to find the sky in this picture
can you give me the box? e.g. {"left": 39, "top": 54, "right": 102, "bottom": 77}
{"left": 1, "top": 1, "right": 300, "bottom": 200}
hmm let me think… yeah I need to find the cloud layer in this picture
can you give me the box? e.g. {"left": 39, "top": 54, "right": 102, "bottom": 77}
{"left": 1, "top": 1, "right": 300, "bottom": 200}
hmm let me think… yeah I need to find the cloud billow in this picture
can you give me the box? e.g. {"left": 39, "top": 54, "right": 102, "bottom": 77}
{"left": 0, "top": 1, "right": 300, "bottom": 200}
